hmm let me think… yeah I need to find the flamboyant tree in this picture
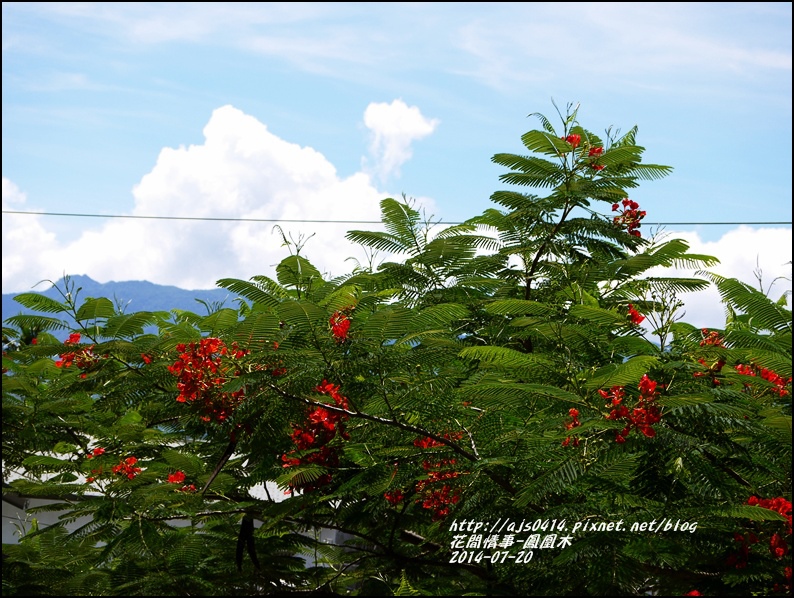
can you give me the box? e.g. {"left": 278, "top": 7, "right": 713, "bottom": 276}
{"left": 3, "top": 104, "right": 791, "bottom": 596}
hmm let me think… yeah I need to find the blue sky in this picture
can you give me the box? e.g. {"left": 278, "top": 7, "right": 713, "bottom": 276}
{"left": 2, "top": 2, "right": 791, "bottom": 328}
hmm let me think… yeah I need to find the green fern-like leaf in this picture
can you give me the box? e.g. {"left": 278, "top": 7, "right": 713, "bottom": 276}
{"left": 13, "top": 293, "right": 69, "bottom": 314}
{"left": 395, "top": 571, "right": 423, "bottom": 596}
{"left": 74, "top": 297, "right": 116, "bottom": 321}
{"left": 585, "top": 356, "right": 659, "bottom": 389}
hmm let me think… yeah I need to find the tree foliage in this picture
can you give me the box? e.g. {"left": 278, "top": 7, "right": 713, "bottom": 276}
{"left": 3, "top": 104, "right": 791, "bottom": 596}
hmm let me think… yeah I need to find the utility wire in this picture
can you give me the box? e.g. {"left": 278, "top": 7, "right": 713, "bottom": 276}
{"left": 3, "top": 210, "right": 792, "bottom": 227}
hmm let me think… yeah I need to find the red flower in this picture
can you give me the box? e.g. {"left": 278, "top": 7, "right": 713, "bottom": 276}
{"left": 612, "top": 199, "right": 646, "bottom": 237}
{"left": 417, "top": 483, "right": 461, "bottom": 520}
{"left": 735, "top": 362, "right": 792, "bottom": 397}
{"left": 54, "top": 335, "right": 100, "bottom": 373}
{"left": 638, "top": 374, "right": 657, "bottom": 395}
{"left": 627, "top": 304, "right": 645, "bottom": 325}
{"left": 588, "top": 147, "right": 604, "bottom": 170}
{"left": 384, "top": 489, "right": 405, "bottom": 505}
{"left": 699, "top": 329, "right": 725, "bottom": 347}
{"left": 86, "top": 447, "right": 105, "bottom": 459}
{"left": 168, "top": 471, "right": 186, "bottom": 484}
{"left": 600, "top": 385, "right": 625, "bottom": 406}
{"left": 770, "top": 532, "right": 788, "bottom": 558}
{"left": 413, "top": 431, "right": 463, "bottom": 449}
{"left": 329, "top": 311, "right": 351, "bottom": 341}
{"left": 604, "top": 376, "right": 662, "bottom": 442}
{"left": 414, "top": 436, "right": 443, "bottom": 449}
{"left": 747, "top": 496, "right": 792, "bottom": 535}
{"left": 280, "top": 380, "right": 353, "bottom": 492}
{"left": 112, "top": 456, "right": 142, "bottom": 479}
{"left": 564, "top": 134, "right": 581, "bottom": 148}
{"left": 168, "top": 337, "right": 249, "bottom": 422}
{"left": 562, "top": 407, "right": 582, "bottom": 446}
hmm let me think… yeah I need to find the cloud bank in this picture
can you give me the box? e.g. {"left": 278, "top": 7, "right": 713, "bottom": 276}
{"left": 363, "top": 99, "right": 440, "bottom": 182}
{"left": 645, "top": 227, "right": 792, "bottom": 330}
{"left": 2, "top": 102, "right": 440, "bottom": 292}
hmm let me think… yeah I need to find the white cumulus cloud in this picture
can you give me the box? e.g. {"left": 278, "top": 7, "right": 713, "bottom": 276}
{"left": 4, "top": 104, "right": 438, "bottom": 292}
{"left": 2, "top": 178, "right": 61, "bottom": 290}
{"left": 363, "top": 99, "right": 439, "bottom": 182}
{"left": 643, "top": 227, "right": 792, "bottom": 331}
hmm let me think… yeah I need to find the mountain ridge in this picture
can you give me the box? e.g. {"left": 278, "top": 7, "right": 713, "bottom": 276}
{"left": 2, "top": 275, "right": 233, "bottom": 325}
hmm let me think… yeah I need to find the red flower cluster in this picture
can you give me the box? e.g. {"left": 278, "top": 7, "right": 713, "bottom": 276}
{"left": 167, "top": 470, "right": 186, "bottom": 484}
{"left": 329, "top": 310, "right": 352, "bottom": 342}
{"left": 414, "top": 458, "right": 462, "bottom": 520}
{"left": 414, "top": 436, "right": 442, "bottom": 449}
{"left": 112, "top": 456, "right": 142, "bottom": 479}
{"left": 413, "top": 431, "right": 463, "bottom": 449}
{"left": 84, "top": 447, "right": 112, "bottom": 483}
{"left": 693, "top": 330, "right": 728, "bottom": 385}
{"left": 699, "top": 328, "right": 726, "bottom": 347}
{"left": 55, "top": 333, "right": 100, "bottom": 378}
{"left": 603, "top": 375, "right": 663, "bottom": 442}
{"left": 588, "top": 146, "right": 604, "bottom": 170}
{"left": 86, "top": 470, "right": 103, "bottom": 483}
{"left": 562, "top": 408, "right": 581, "bottom": 447}
{"left": 412, "top": 433, "right": 465, "bottom": 520}
{"left": 611, "top": 198, "right": 647, "bottom": 237}
{"left": 728, "top": 496, "right": 792, "bottom": 590}
{"left": 735, "top": 363, "right": 792, "bottom": 397}
{"left": 747, "top": 496, "right": 792, "bottom": 536}
{"left": 86, "top": 447, "right": 105, "bottom": 459}
{"left": 168, "top": 338, "right": 249, "bottom": 423}
{"left": 770, "top": 532, "right": 789, "bottom": 559}
{"left": 281, "top": 380, "right": 350, "bottom": 492}
{"left": 694, "top": 357, "right": 726, "bottom": 386}
{"left": 417, "top": 481, "right": 461, "bottom": 521}
{"left": 385, "top": 432, "right": 466, "bottom": 519}
{"left": 167, "top": 470, "right": 196, "bottom": 492}
{"left": 563, "top": 134, "right": 581, "bottom": 148}
{"left": 627, "top": 303, "right": 645, "bottom": 325}
{"left": 384, "top": 488, "right": 405, "bottom": 505}
{"left": 600, "top": 385, "right": 626, "bottom": 407}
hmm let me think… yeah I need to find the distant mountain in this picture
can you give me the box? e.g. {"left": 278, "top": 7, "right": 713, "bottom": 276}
{"left": 2, "top": 275, "right": 234, "bottom": 331}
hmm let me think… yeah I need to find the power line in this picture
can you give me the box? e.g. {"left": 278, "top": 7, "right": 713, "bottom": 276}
{"left": 3, "top": 209, "right": 792, "bottom": 227}
{"left": 3, "top": 210, "right": 384, "bottom": 224}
